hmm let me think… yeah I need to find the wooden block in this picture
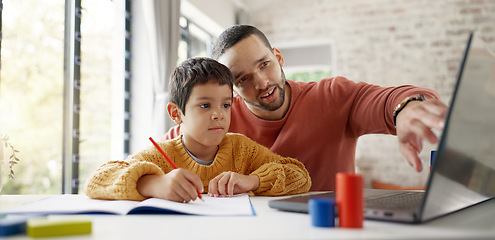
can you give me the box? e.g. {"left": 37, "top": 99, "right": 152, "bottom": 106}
{"left": 27, "top": 217, "right": 91, "bottom": 238}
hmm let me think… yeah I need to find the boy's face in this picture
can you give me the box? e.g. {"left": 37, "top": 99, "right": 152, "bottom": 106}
{"left": 177, "top": 81, "right": 232, "bottom": 150}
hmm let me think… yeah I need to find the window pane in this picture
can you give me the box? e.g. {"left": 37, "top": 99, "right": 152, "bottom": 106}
{"left": 178, "top": 18, "right": 213, "bottom": 64}
{"left": 188, "top": 23, "right": 210, "bottom": 58}
{"left": 78, "top": 0, "right": 124, "bottom": 193}
{"left": 285, "top": 69, "right": 332, "bottom": 83}
{"left": 0, "top": 0, "right": 65, "bottom": 193}
{"left": 178, "top": 17, "right": 188, "bottom": 64}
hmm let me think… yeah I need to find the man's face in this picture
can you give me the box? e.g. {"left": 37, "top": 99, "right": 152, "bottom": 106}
{"left": 179, "top": 81, "right": 232, "bottom": 151}
{"left": 217, "top": 35, "right": 287, "bottom": 115}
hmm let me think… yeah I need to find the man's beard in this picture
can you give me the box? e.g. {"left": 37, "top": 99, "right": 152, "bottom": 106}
{"left": 242, "top": 71, "right": 287, "bottom": 112}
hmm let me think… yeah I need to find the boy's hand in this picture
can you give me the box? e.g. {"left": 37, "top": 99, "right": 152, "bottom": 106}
{"left": 208, "top": 171, "right": 260, "bottom": 197}
{"left": 136, "top": 169, "right": 203, "bottom": 203}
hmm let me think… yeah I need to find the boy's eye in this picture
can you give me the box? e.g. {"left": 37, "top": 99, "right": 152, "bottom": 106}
{"left": 199, "top": 103, "right": 210, "bottom": 108}
{"left": 222, "top": 103, "right": 231, "bottom": 109}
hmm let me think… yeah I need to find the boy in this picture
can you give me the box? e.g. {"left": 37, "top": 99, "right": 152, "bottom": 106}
{"left": 85, "top": 57, "right": 311, "bottom": 203}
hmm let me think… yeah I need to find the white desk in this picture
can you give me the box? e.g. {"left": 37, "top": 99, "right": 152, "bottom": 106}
{"left": 1, "top": 194, "right": 494, "bottom": 239}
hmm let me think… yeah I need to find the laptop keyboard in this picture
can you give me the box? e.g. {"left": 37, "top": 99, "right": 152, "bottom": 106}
{"left": 365, "top": 191, "right": 424, "bottom": 211}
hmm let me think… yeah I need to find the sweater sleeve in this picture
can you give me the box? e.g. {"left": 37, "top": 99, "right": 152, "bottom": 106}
{"left": 85, "top": 147, "right": 170, "bottom": 201}
{"left": 233, "top": 134, "right": 312, "bottom": 196}
{"left": 325, "top": 77, "right": 440, "bottom": 137}
{"left": 251, "top": 157, "right": 312, "bottom": 196}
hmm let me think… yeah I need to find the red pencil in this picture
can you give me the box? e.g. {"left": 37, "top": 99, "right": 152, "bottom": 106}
{"left": 149, "top": 137, "right": 204, "bottom": 202}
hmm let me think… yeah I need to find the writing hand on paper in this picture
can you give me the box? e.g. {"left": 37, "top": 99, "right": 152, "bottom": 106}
{"left": 136, "top": 169, "right": 204, "bottom": 203}
{"left": 208, "top": 171, "right": 260, "bottom": 197}
{"left": 395, "top": 99, "right": 447, "bottom": 172}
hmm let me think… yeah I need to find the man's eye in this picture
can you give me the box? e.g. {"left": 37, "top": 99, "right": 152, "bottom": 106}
{"left": 260, "top": 61, "right": 269, "bottom": 68}
{"left": 199, "top": 103, "right": 210, "bottom": 108}
{"left": 238, "top": 77, "right": 247, "bottom": 84}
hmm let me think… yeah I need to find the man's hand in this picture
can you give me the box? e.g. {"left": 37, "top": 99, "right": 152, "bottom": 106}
{"left": 136, "top": 169, "right": 204, "bottom": 203}
{"left": 395, "top": 99, "right": 447, "bottom": 172}
{"left": 208, "top": 171, "right": 260, "bottom": 197}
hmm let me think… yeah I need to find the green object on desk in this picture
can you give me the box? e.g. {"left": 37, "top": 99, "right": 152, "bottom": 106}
{"left": 27, "top": 217, "right": 92, "bottom": 238}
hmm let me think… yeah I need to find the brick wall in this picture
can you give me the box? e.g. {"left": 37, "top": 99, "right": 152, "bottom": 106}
{"left": 247, "top": 0, "right": 495, "bottom": 188}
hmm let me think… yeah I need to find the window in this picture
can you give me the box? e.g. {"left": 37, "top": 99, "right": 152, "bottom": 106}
{"left": 285, "top": 69, "right": 333, "bottom": 83}
{"left": 178, "top": 16, "right": 214, "bottom": 63}
{"left": 78, "top": 0, "right": 125, "bottom": 194}
{"left": 278, "top": 43, "right": 334, "bottom": 82}
{"left": 0, "top": 0, "right": 124, "bottom": 194}
{"left": 1, "top": 0, "right": 65, "bottom": 194}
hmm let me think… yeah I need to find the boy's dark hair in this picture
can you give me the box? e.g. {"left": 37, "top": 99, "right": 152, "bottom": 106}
{"left": 212, "top": 24, "right": 273, "bottom": 60}
{"left": 169, "top": 57, "right": 234, "bottom": 114}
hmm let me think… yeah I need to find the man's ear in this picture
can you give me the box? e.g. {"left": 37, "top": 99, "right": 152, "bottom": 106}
{"left": 272, "top": 47, "right": 285, "bottom": 67}
{"left": 167, "top": 102, "right": 183, "bottom": 124}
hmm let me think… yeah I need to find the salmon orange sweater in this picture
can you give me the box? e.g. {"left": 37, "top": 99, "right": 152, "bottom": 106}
{"left": 164, "top": 77, "right": 440, "bottom": 191}
{"left": 85, "top": 133, "right": 311, "bottom": 201}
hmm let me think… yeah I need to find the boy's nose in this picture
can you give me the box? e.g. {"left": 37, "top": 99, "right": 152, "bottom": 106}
{"left": 212, "top": 110, "right": 223, "bottom": 120}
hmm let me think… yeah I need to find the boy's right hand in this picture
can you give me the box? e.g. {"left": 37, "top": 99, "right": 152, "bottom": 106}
{"left": 136, "top": 169, "right": 203, "bottom": 203}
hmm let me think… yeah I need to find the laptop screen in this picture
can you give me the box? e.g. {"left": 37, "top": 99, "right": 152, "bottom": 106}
{"left": 420, "top": 33, "right": 495, "bottom": 221}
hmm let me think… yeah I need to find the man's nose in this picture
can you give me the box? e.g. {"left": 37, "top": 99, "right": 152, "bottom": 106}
{"left": 253, "top": 72, "right": 269, "bottom": 90}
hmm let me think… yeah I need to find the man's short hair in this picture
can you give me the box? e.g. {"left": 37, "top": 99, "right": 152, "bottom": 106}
{"left": 212, "top": 24, "right": 272, "bottom": 60}
{"left": 169, "top": 57, "right": 234, "bottom": 114}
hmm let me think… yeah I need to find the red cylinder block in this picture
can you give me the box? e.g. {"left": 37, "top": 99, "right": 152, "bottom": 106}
{"left": 336, "top": 172, "right": 364, "bottom": 228}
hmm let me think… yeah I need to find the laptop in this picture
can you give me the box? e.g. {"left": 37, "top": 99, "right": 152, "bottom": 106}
{"left": 269, "top": 32, "right": 495, "bottom": 223}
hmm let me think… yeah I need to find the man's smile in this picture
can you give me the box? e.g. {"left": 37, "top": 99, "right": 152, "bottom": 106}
{"left": 260, "top": 87, "right": 276, "bottom": 101}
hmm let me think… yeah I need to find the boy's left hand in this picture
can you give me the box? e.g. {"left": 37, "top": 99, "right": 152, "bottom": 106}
{"left": 208, "top": 171, "right": 260, "bottom": 197}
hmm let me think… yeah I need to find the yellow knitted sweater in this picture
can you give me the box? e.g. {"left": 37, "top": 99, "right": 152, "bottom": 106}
{"left": 85, "top": 133, "right": 311, "bottom": 201}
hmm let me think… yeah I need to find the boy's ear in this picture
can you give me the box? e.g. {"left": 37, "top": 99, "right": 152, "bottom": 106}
{"left": 167, "top": 102, "right": 183, "bottom": 124}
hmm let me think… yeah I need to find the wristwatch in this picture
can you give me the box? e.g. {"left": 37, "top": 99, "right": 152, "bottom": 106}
{"left": 393, "top": 94, "right": 425, "bottom": 126}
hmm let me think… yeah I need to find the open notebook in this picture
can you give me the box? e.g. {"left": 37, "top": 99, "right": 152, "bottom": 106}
{"left": 269, "top": 32, "right": 495, "bottom": 223}
{"left": 0, "top": 194, "right": 255, "bottom": 216}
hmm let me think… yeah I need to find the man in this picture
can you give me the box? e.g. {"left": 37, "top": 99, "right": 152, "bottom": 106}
{"left": 163, "top": 25, "right": 447, "bottom": 191}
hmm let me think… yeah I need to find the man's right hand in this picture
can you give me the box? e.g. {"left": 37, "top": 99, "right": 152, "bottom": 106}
{"left": 395, "top": 99, "right": 447, "bottom": 172}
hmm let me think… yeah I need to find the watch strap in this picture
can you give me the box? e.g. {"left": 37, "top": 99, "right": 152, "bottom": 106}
{"left": 393, "top": 94, "right": 425, "bottom": 126}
